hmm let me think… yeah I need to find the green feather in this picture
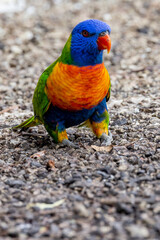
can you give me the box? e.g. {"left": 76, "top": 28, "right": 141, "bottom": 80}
{"left": 14, "top": 58, "right": 60, "bottom": 129}
{"left": 13, "top": 116, "right": 39, "bottom": 129}
{"left": 61, "top": 35, "right": 73, "bottom": 65}
{"left": 106, "top": 79, "right": 111, "bottom": 102}
{"left": 33, "top": 58, "right": 59, "bottom": 120}
{"left": 14, "top": 34, "right": 72, "bottom": 130}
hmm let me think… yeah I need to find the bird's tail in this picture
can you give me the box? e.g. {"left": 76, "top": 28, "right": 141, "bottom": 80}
{"left": 78, "top": 119, "right": 92, "bottom": 129}
{"left": 13, "top": 116, "right": 40, "bottom": 129}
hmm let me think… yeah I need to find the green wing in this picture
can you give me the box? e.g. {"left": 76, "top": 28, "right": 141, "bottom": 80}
{"left": 33, "top": 58, "right": 59, "bottom": 122}
{"left": 13, "top": 58, "right": 60, "bottom": 130}
{"left": 106, "top": 76, "right": 111, "bottom": 102}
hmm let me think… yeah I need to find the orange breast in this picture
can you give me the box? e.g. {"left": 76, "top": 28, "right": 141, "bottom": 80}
{"left": 46, "top": 62, "right": 110, "bottom": 111}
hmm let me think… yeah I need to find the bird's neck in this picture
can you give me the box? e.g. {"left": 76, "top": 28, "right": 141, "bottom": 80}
{"left": 60, "top": 35, "right": 104, "bottom": 67}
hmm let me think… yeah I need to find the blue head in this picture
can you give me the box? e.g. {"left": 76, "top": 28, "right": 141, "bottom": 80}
{"left": 70, "top": 19, "right": 111, "bottom": 66}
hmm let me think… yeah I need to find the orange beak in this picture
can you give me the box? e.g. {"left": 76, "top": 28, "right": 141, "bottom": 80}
{"left": 97, "top": 34, "right": 111, "bottom": 53}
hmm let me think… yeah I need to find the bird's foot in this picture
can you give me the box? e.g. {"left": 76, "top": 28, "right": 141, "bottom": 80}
{"left": 100, "top": 131, "right": 112, "bottom": 146}
{"left": 62, "top": 139, "right": 79, "bottom": 148}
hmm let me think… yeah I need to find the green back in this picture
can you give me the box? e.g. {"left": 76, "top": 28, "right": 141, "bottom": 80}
{"left": 33, "top": 34, "right": 76, "bottom": 122}
{"left": 33, "top": 58, "right": 59, "bottom": 121}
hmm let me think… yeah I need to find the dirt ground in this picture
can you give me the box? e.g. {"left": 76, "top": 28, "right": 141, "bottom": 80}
{"left": 0, "top": 0, "right": 160, "bottom": 239}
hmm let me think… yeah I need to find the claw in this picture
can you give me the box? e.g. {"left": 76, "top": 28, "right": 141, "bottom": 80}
{"left": 62, "top": 139, "right": 79, "bottom": 148}
{"left": 100, "top": 131, "right": 112, "bottom": 146}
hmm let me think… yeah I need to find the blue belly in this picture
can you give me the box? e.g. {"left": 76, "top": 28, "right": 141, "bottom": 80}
{"left": 43, "top": 97, "right": 107, "bottom": 131}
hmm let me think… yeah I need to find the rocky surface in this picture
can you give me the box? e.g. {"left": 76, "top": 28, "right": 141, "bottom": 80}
{"left": 0, "top": 0, "right": 160, "bottom": 239}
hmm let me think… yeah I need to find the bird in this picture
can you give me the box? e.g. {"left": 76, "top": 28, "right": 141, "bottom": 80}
{"left": 14, "top": 19, "right": 112, "bottom": 147}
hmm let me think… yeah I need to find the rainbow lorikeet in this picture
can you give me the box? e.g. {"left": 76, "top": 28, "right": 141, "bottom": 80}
{"left": 15, "top": 19, "right": 112, "bottom": 146}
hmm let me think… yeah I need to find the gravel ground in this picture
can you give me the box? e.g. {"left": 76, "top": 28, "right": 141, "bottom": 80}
{"left": 0, "top": 0, "right": 160, "bottom": 239}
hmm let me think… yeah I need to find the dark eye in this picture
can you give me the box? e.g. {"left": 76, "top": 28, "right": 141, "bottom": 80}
{"left": 82, "top": 30, "right": 90, "bottom": 37}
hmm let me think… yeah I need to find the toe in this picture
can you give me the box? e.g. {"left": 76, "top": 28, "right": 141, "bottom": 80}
{"left": 100, "top": 131, "right": 112, "bottom": 146}
{"left": 62, "top": 139, "right": 79, "bottom": 148}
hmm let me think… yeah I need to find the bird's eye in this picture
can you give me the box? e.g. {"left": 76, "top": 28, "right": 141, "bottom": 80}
{"left": 82, "top": 30, "right": 90, "bottom": 37}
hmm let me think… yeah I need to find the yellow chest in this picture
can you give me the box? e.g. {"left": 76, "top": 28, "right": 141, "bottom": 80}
{"left": 46, "top": 62, "right": 110, "bottom": 111}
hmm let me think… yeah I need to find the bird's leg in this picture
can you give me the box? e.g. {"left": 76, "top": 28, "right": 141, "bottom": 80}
{"left": 44, "top": 123, "right": 68, "bottom": 143}
{"left": 56, "top": 128, "right": 78, "bottom": 147}
{"left": 90, "top": 110, "right": 112, "bottom": 145}
{"left": 44, "top": 123, "right": 78, "bottom": 148}
{"left": 100, "top": 131, "right": 112, "bottom": 146}
{"left": 57, "top": 129, "right": 68, "bottom": 143}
